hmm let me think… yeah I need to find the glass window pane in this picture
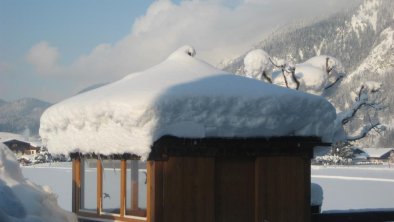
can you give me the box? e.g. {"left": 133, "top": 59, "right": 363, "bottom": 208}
{"left": 102, "top": 159, "right": 121, "bottom": 214}
{"left": 126, "top": 160, "right": 147, "bottom": 217}
{"left": 80, "top": 159, "right": 97, "bottom": 212}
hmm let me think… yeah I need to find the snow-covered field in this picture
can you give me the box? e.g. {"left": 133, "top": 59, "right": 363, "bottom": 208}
{"left": 22, "top": 162, "right": 73, "bottom": 211}
{"left": 312, "top": 165, "right": 394, "bottom": 212}
{"left": 21, "top": 163, "right": 394, "bottom": 213}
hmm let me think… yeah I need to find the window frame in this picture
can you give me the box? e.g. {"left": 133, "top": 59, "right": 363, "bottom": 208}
{"left": 72, "top": 155, "right": 147, "bottom": 222}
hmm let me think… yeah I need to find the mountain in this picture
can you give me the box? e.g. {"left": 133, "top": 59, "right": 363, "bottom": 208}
{"left": 221, "top": 0, "right": 394, "bottom": 148}
{"left": 0, "top": 98, "right": 52, "bottom": 136}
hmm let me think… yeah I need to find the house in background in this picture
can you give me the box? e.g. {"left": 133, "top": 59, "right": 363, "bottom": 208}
{"left": 362, "top": 148, "right": 394, "bottom": 163}
{"left": 351, "top": 147, "right": 369, "bottom": 163}
{"left": 0, "top": 132, "right": 41, "bottom": 156}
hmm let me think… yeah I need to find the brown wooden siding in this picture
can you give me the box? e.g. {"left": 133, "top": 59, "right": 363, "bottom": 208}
{"left": 152, "top": 155, "right": 310, "bottom": 222}
{"left": 215, "top": 158, "right": 255, "bottom": 222}
{"left": 255, "top": 156, "right": 310, "bottom": 222}
{"left": 162, "top": 157, "right": 215, "bottom": 222}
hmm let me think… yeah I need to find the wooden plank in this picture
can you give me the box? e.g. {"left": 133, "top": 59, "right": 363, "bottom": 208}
{"left": 72, "top": 159, "right": 80, "bottom": 213}
{"left": 131, "top": 160, "right": 139, "bottom": 212}
{"left": 121, "top": 159, "right": 127, "bottom": 217}
{"left": 162, "top": 157, "right": 214, "bottom": 222}
{"left": 255, "top": 156, "right": 310, "bottom": 222}
{"left": 147, "top": 161, "right": 163, "bottom": 222}
{"left": 97, "top": 159, "right": 103, "bottom": 214}
{"left": 215, "top": 158, "right": 255, "bottom": 222}
{"left": 149, "top": 136, "right": 319, "bottom": 160}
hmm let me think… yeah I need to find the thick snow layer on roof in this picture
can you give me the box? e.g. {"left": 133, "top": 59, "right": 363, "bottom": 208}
{"left": 0, "top": 132, "right": 42, "bottom": 148}
{"left": 0, "top": 143, "right": 76, "bottom": 222}
{"left": 40, "top": 46, "right": 339, "bottom": 158}
{"left": 0, "top": 132, "right": 28, "bottom": 143}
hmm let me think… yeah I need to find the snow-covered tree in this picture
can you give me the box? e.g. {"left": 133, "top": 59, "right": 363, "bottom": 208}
{"left": 269, "top": 55, "right": 344, "bottom": 95}
{"left": 243, "top": 49, "right": 272, "bottom": 82}
{"left": 242, "top": 50, "right": 385, "bottom": 155}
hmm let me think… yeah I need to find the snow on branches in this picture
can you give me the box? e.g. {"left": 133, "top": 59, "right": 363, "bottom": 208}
{"left": 242, "top": 49, "right": 385, "bottom": 144}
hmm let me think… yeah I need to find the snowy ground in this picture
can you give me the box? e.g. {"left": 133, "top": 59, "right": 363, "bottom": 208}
{"left": 22, "top": 162, "right": 73, "bottom": 211}
{"left": 21, "top": 163, "right": 394, "bottom": 213}
{"left": 312, "top": 164, "right": 394, "bottom": 212}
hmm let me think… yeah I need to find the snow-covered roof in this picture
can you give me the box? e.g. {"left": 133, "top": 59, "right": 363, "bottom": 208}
{"left": 0, "top": 132, "right": 41, "bottom": 148}
{"left": 0, "top": 132, "right": 29, "bottom": 144}
{"left": 39, "top": 46, "right": 339, "bottom": 159}
{"left": 362, "top": 148, "right": 394, "bottom": 158}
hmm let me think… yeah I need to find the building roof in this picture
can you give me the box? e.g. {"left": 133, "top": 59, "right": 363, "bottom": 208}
{"left": 0, "top": 132, "right": 41, "bottom": 148}
{"left": 0, "top": 132, "right": 29, "bottom": 144}
{"left": 39, "top": 46, "right": 340, "bottom": 159}
{"left": 362, "top": 148, "right": 394, "bottom": 158}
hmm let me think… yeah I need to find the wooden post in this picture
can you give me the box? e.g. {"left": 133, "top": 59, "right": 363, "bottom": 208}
{"left": 97, "top": 159, "right": 103, "bottom": 214}
{"left": 147, "top": 161, "right": 163, "bottom": 222}
{"left": 131, "top": 160, "right": 139, "bottom": 213}
{"left": 72, "top": 158, "right": 81, "bottom": 213}
{"left": 121, "top": 159, "right": 127, "bottom": 217}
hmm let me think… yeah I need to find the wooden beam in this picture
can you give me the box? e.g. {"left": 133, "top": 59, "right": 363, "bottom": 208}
{"left": 147, "top": 161, "right": 163, "bottom": 222}
{"left": 149, "top": 136, "right": 320, "bottom": 160}
{"left": 121, "top": 159, "right": 127, "bottom": 217}
{"left": 312, "top": 211, "right": 394, "bottom": 222}
{"left": 97, "top": 159, "right": 103, "bottom": 214}
{"left": 72, "top": 158, "right": 81, "bottom": 213}
{"left": 131, "top": 160, "right": 139, "bottom": 212}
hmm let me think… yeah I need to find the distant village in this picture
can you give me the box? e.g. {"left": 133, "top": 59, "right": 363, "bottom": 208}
{"left": 1, "top": 131, "right": 393, "bottom": 166}
{"left": 0, "top": 132, "right": 68, "bottom": 165}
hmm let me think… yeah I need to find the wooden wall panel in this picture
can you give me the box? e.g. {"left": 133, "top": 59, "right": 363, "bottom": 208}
{"left": 255, "top": 156, "right": 310, "bottom": 222}
{"left": 162, "top": 157, "right": 215, "bottom": 222}
{"left": 215, "top": 158, "right": 255, "bottom": 222}
{"left": 147, "top": 161, "right": 163, "bottom": 222}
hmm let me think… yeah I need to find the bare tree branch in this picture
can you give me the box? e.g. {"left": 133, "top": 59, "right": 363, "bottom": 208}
{"left": 338, "top": 84, "right": 383, "bottom": 125}
{"left": 324, "top": 76, "right": 344, "bottom": 90}
{"left": 325, "top": 57, "right": 333, "bottom": 75}
{"left": 269, "top": 57, "right": 284, "bottom": 69}
{"left": 287, "top": 66, "right": 300, "bottom": 90}
{"left": 261, "top": 70, "right": 272, "bottom": 83}
{"left": 356, "top": 85, "right": 365, "bottom": 102}
{"left": 281, "top": 71, "right": 289, "bottom": 88}
{"left": 347, "top": 122, "right": 381, "bottom": 142}
{"left": 269, "top": 57, "right": 299, "bottom": 89}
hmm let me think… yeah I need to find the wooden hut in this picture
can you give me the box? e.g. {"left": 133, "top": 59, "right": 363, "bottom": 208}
{"left": 40, "top": 46, "right": 338, "bottom": 222}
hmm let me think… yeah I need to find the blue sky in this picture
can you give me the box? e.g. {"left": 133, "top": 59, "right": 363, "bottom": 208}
{"left": 0, "top": 0, "right": 153, "bottom": 101}
{"left": 0, "top": 0, "right": 360, "bottom": 103}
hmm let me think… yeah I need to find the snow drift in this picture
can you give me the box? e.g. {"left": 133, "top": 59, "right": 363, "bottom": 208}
{"left": 40, "top": 46, "right": 340, "bottom": 159}
{"left": 0, "top": 143, "right": 76, "bottom": 222}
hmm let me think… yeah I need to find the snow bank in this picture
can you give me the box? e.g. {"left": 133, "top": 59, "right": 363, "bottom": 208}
{"left": 40, "top": 45, "right": 339, "bottom": 159}
{"left": 0, "top": 143, "right": 76, "bottom": 222}
{"left": 311, "top": 183, "right": 323, "bottom": 206}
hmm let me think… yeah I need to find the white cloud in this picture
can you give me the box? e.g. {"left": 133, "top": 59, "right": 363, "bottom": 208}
{"left": 26, "top": 41, "right": 60, "bottom": 75}
{"left": 26, "top": 0, "right": 361, "bottom": 97}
